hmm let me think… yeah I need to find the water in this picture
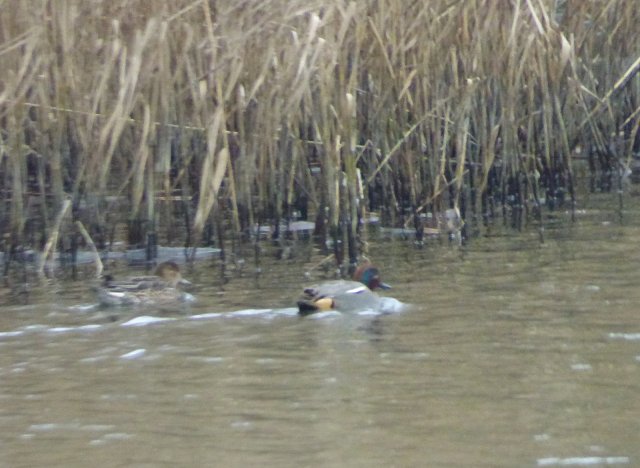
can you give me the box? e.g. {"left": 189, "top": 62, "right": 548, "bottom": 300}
{"left": 1, "top": 196, "right": 640, "bottom": 467}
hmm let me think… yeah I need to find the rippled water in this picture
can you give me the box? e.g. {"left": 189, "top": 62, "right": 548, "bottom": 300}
{"left": 1, "top": 195, "right": 640, "bottom": 467}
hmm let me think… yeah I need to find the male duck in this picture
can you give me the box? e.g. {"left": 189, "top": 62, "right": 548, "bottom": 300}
{"left": 97, "top": 261, "right": 195, "bottom": 307}
{"left": 297, "top": 264, "right": 402, "bottom": 316}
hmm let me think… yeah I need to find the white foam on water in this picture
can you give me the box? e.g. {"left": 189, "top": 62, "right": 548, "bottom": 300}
{"left": 191, "top": 308, "right": 298, "bottom": 320}
{"left": 226, "top": 308, "right": 275, "bottom": 317}
{"left": 28, "top": 422, "right": 92, "bottom": 432}
{"left": 2, "top": 322, "right": 103, "bottom": 339}
{"left": 188, "top": 356, "right": 224, "bottom": 364}
{"left": 22, "top": 324, "right": 48, "bottom": 331}
{"left": 120, "top": 316, "right": 175, "bottom": 327}
{"left": 46, "top": 327, "right": 75, "bottom": 333}
{"left": 189, "top": 312, "right": 224, "bottom": 320}
{"left": 46, "top": 324, "right": 103, "bottom": 334}
{"left": 102, "top": 432, "right": 132, "bottom": 440}
{"left": 308, "top": 310, "right": 342, "bottom": 319}
{"left": 89, "top": 432, "right": 134, "bottom": 446}
{"left": 0, "top": 330, "right": 24, "bottom": 339}
{"left": 277, "top": 308, "right": 300, "bottom": 316}
{"left": 79, "top": 356, "right": 109, "bottom": 364}
{"left": 608, "top": 332, "right": 640, "bottom": 340}
{"left": 68, "top": 303, "right": 99, "bottom": 312}
{"left": 119, "top": 348, "right": 146, "bottom": 360}
{"left": 537, "top": 456, "right": 630, "bottom": 466}
{"left": 570, "top": 363, "right": 592, "bottom": 371}
{"left": 29, "top": 423, "right": 63, "bottom": 431}
{"left": 356, "top": 309, "right": 380, "bottom": 316}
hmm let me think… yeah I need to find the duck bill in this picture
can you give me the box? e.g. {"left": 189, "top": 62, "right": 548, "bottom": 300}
{"left": 379, "top": 282, "right": 392, "bottom": 290}
{"left": 179, "top": 278, "right": 193, "bottom": 287}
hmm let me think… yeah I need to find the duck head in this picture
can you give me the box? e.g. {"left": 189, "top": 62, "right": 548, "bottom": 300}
{"left": 352, "top": 264, "right": 391, "bottom": 290}
{"left": 155, "top": 261, "right": 192, "bottom": 287}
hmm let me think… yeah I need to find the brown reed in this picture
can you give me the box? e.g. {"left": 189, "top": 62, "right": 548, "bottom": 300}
{"left": 0, "top": 0, "right": 638, "bottom": 273}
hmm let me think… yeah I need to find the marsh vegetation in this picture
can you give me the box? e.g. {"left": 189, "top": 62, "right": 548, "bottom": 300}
{"left": 0, "top": 0, "right": 639, "bottom": 273}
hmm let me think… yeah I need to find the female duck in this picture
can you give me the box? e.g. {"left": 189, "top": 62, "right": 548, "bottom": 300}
{"left": 97, "top": 261, "right": 195, "bottom": 307}
{"left": 297, "top": 264, "right": 402, "bottom": 315}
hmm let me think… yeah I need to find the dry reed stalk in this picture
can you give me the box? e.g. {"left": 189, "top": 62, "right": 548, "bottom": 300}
{"left": 130, "top": 103, "right": 152, "bottom": 219}
{"left": 6, "top": 113, "right": 25, "bottom": 245}
{"left": 75, "top": 220, "right": 104, "bottom": 277}
{"left": 93, "top": 27, "right": 145, "bottom": 192}
{"left": 37, "top": 197, "right": 71, "bottom": 275}
{"left": 579, "top": 55, "right": 640, "bottom": 131}
{"left": 0, "top": 0, "right": 638, "bottom": 256}
{"left": 192, "top": 110, "right": 228, "bottom": 239}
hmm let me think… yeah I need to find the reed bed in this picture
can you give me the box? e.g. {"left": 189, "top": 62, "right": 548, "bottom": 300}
{"left": 0, "top": 0, "right": 638, "bottom": 272}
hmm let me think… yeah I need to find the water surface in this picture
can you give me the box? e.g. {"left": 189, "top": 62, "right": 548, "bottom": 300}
{"left": 1, "top": 196, "right": 640, "bottom": 467}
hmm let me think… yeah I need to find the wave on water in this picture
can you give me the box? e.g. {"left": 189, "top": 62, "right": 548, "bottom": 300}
{"left": 0, "top": 307, "right": 303, "bottom": 338}
{"left": 537, "top": 456, "right": 629, "bottom": 466}
{"left": 119, "top": 348, "right": 146, "bottom": 360}
{"left": 120, "top": 316, "right": 176, "bottom": 327}
{"left": 189, "top": 307, "right": 299, "bottom": 320}
{"left": 0, "top": 300, "right": 406, "bottom": 338}
{"left": 47, "top": 324, "right": 104, "bottom": 333}
{"left": 608, "top": 332, "right": 640, "bottom": 340}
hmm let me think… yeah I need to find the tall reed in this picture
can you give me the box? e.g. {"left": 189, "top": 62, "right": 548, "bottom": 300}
{"left": 0, "top": 0, "right": 638, "bottom": 272}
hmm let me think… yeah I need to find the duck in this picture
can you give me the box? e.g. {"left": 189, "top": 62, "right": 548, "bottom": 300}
{"left": 297, "top": 264, "right": 402, "bottom": 316}
{"left": 97, "top": 261, "right": 195, "bottom": 307}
